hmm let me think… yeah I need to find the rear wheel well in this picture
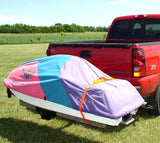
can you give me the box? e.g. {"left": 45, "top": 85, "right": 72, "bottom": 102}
{"left": 146, "top": 80, "right": 160, "bottom": 115}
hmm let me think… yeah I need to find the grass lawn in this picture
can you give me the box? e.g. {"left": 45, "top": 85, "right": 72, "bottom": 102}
{"left": 1, "top": 34, "right": 160, "bottom": 143}
{"left": 0, "top": 32, "right": 107, "bottom": 44}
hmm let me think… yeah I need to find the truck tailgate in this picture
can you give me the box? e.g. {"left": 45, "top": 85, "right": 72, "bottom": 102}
{"left": 48, "top": 43, "right": 133, "bottom": 78}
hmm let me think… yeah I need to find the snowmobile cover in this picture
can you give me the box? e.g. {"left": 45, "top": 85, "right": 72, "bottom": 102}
{"left": 4, "top": 55, "right": 144, "bottom": 120}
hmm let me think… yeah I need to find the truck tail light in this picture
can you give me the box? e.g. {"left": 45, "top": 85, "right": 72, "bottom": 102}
{"left": 46, "top": 45, "right": 56, "bottom": 56}
{"left": 46, "top": 46, "right": 51, "bottom": 56}
{"left": 132, "top": 48, "right": 146, "bottom": 77}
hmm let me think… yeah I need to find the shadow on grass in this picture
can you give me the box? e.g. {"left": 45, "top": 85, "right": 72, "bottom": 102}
{"left": 4, "top": 107, "right": 153, "bottom": 141}
{"left": 0, "top": 118, "right": 100, "bottom": 143}
{"left": 135, "top": 107, "right": 158, "bottom": 120}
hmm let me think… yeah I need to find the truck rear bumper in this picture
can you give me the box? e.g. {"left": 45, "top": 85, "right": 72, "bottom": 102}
{"left": 113, "top": 74, "right": 160, "bottom": 97}
{"left": 135, "top": 86, "right": 141, "bottom": 94}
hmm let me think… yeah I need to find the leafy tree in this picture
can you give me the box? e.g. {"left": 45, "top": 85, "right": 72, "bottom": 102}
{"left": 63, "top": 24, "right": 72, "bottom": 32}
{"left": 96, "top": 26, "right": 103, "bottom": 32}
{"left": 0, "top": 23, "right": 109, "bottom": 33}
{"left": 89, "top": 26, "right": 97, "bottom": 32}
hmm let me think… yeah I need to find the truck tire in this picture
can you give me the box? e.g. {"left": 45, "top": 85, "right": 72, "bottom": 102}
{"left": 149, "top": 80, "right": 160, "bottom": 115}
{"left": 155, "top": 81, "right": 160, "bottom": 115}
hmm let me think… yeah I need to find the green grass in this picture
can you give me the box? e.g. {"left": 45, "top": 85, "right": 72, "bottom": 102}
{"left": 1, "top": 34, "right": 160, "bottom": 143}
{"left": 0, "top": 32, "right": 107, "bottom": 44}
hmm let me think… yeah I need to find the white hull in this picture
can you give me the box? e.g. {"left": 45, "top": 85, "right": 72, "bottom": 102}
{"left": 11, "top": 89, "right": 135, "bottom": 127}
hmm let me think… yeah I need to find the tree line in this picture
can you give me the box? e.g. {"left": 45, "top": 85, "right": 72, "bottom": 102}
{"left": 0, "top": 23, "right": 109, "bottom": 33}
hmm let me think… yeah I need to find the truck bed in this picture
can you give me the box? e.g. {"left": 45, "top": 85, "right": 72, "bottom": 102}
{"left": 47, "top": 41, "right": 133, "bottom": 78}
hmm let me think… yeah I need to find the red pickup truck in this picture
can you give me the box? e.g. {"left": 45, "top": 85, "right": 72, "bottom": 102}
{"left": 46, "top": 14, "right": 160, "bottom": 115}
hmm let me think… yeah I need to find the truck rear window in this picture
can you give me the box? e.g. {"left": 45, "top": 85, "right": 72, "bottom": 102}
{"left": 109, "top": 19, "right": 160, "bottom": 39}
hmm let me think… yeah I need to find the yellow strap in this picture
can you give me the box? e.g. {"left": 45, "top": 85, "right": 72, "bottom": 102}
{"left": 94, "top": 77, "right": 114, "bottom": 84}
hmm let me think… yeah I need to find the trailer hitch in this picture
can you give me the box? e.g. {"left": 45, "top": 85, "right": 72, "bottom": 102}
{"left": 7, "top": 88, "right": 13, "bottom": 98}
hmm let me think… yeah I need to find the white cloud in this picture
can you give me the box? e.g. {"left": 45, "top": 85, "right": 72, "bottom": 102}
{"left": 108, "top": 0, "right": 129, "bottom": 5}
{"left": 0, "top": 14, "right": 35, "bottom": 24}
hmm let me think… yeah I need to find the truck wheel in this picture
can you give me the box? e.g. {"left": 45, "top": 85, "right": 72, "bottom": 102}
{"left": 149, "top": 81, "right": 160, "bottom": 115}
{"left": 155, "top": 81, "right": 160, "bottom": 115}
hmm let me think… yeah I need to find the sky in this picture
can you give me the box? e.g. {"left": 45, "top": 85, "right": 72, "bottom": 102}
{"left": 0, "top": 0, "right": 160, "bottom": 27}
